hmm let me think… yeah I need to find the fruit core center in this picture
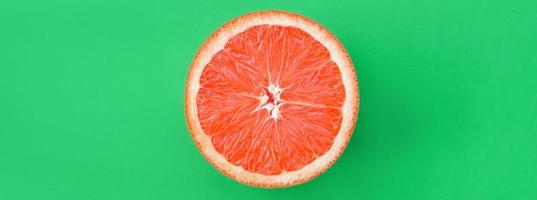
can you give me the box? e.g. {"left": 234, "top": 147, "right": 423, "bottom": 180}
{"left": 260, "top": 84, "right": 283, "bottom": 120}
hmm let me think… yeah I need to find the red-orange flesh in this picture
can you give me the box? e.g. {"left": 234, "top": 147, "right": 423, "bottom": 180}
{"left": 196, "top": 25, "right": 345, "bottom": 175}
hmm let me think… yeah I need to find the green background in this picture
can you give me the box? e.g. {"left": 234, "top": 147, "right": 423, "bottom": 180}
{"left": 1, "top": 0, "right": 537, "bottom": 199}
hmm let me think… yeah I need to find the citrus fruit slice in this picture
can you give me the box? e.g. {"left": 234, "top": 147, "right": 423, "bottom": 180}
{"left": 185, "top": 11, "right": 359, "bottom": 188}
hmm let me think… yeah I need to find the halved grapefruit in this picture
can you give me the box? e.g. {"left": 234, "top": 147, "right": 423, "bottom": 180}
{"left": 185, "top": 11, "right": 359, "bottom": 188}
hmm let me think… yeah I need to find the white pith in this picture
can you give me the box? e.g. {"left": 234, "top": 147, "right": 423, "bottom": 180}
{"left": 186, "top": 12, "right": 358, "bottom": 187}
{"left": 259, "top": 83, "right": 282, "bottom": 120}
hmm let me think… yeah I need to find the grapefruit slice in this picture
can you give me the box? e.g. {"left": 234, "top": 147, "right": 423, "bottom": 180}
{"left": 185, "top": 11, "right": 359, "bottom": 188}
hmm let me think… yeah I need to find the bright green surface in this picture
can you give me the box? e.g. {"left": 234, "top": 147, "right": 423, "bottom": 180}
{"left": 1, "top": 0, "right": 537, "bottom": 199}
